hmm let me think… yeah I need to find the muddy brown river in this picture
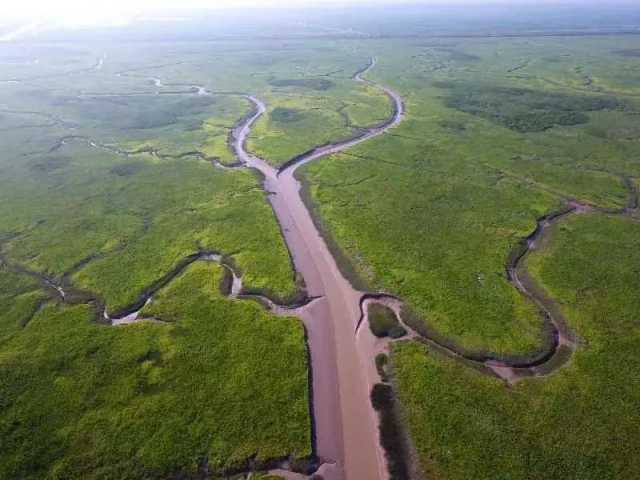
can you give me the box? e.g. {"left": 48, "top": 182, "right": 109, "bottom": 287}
{"left": 232, "top": 59, "right": 403, "bottom": 480}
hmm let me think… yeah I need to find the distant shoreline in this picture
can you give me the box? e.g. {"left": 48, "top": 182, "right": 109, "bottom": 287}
{"left": 9, "top": 28, "right": 640, "bottom": 44}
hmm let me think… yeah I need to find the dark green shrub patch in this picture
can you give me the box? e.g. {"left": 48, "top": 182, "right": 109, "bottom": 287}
{"left": 375, "top": 353, "right": 390, "bottom": 382}
{"left": 110, "top": 161, "right": 145, "bottom": 177}
{"left": 58, "top": 95, "right": 218, "bottom": 130}
{"left": 30, "top": 156, "right": 71, "bottom": 173}
{"left": 368, "top": 303, "right": 406, "bottom": 339}
{"left": 435, "top": 81, "right": 622, "bottom": 132}
{"left": 612, "top": 49, "right": 640, "bottom": 57}
{"left": 439, "top": 119, "right": 467, "bottom": 133}
{"left": 269, "top": 78, "right": 335, "bottom": 91}
{"left": 435, "top": 47, "right": 480, "bottom": 62}
{"left": 370, "top": 383, "right": 410, "bottom": 480}
{"left": 271, "top": 107, "right": 304, "bottom": 123}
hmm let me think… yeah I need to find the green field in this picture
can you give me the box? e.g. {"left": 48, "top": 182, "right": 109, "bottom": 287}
{"left": 301, "top": 36, "right": 640, "bottom": 357}
{"left": 393, "top": 214, "right": 640, "bottom": 479}
{"left": 0, "top": 56, "right": 303, "bottom": 312}
{"left": 294, "top": 35, "right": 640, "bottom": 477}
{"left": 2, "top": 18, "right": 640, "bottom": 480}
{"left": 0, "top": 41, "right": 321, "bottom": 478}
{"left": 0, "top": 262, "right": 310, "bottom": 479}
{"left": 247, "top": 74, "right": 392, "bottom": 166}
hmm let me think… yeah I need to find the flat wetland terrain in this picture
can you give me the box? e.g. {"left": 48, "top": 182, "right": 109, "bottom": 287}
{"left": 299, "top": 35, "right": 640, "bottom": 478}
{"left": 1, "top": 22, "right": 640, "bottom": 480}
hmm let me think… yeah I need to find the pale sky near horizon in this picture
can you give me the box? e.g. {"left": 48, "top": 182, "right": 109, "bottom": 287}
{"left": 1, "top": 0, "right": 598, "bottom": 26}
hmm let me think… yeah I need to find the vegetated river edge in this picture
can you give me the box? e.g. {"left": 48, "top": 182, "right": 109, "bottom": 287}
{"left": 231, "top": 58, "right": 605, "bottom": 479}
{"left": 3, "top": 57, "right": 625, "bottom": 479}
{"left": 229, "top": 58, "right": 405, "bottom": 480}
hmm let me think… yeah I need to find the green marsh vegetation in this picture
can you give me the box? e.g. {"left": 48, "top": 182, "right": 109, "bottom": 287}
{"left": 0, "top": 60, "right": 303, "bottom": 311}
{"left": 297, "top": 35, "right": 640, "bottom": 477}
{"left": 0, "top": 139, "right": 298, "bottom": 312}
{"left": 0, "top": 42, "right": 323, "bottom": 477}
{"left": 269, "top": 78, "right": 335, "bottom": 91}
{"left": 3, "top": 40, "right": 391, "bottom": 167}
{"left": 301, "top": 136, "right": 559, "bottom": 355}
{"left": 301, "top": 35, "right": 640, "bottom": 356}
{"left": 0, "top": 262, "right": 310, "bottom": 479}
{"left": 368, "top": 303, "right": 406, "bottom": 339}
{"left": 0, "top": 265, "right": 46, "bottom": 344}
{"left": 436, "top": 81, "right": 622, "bottom": 133}
{"left": 393, "top": 214, "right": 640, "bottom": 479}
{"left": 0, "top": 38, "right": 399, "bottom": 477}
{"left": 2, "top": 29, "right": 640, "bottom": 480}
{"left": 247, "top": 76, "right": 392, "bottom": 167}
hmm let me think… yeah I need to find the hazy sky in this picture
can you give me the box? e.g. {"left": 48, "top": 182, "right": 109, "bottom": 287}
{"left": 2, "top": 0, "right": 636, "bottom": 36}
{"left": 1, "top": 0, "right": 601, "bottom": 25}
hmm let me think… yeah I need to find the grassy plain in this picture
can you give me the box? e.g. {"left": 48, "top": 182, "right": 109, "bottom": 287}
{"left": 393, "top": 214, "right": 640, "bottom": 479}
{"left": 0, "top": 80, "right": 300, "bottom": 310}
{"left": 0, "top": 41, "right": 324, "bottom": 477}
{"left": 288, "top": 33, "right": 640, "bottom": 480}
{"left": 295, "top": 35, "right": 640, "bottom": 477}
{"left": 0, "top": 38, "right": 396, "bottom": 478}
{"left": 0, "top": 265, "right": 46, "bottom": 344}
{"left": 301, "top": 35, "right": 640, "bottom": 356}
{"left": 247, "top": 76, "right": 392, "bottom": 166}
{"left": 2, "top": 31, "right": 640, "bottom": 480}
{"left": 0, "top": 262, "right": 310, "bottom": 479}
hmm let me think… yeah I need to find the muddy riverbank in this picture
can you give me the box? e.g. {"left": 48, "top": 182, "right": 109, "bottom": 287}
{"left": 229, "top": 58, "right": 404, "bottom": 480}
